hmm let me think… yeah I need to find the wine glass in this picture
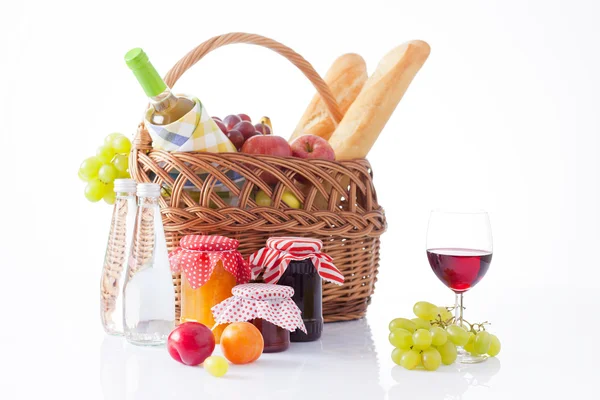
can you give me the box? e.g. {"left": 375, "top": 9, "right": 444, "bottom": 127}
{"left": 426, "top": 210, "right": 493, "bottom": 363}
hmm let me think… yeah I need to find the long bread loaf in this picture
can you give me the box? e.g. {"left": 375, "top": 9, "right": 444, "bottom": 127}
{"left": 289, "top": 53, "right": 368, "bottom": 142}
{"left": 328, "top": 41, "right": 430, "bottom": 160}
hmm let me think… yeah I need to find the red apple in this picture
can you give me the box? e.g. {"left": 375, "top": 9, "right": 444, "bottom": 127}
{"left": 290, "top": 134, "right": 336, "bottom": 160}
{"left": 241, "top": 135, "right": 292, "bottom": 157}
{"left": 241, "top": 134, "right": 292, "bottom": 184}
{"left": 167, "top": 322, "right": 215, "bottom": 366}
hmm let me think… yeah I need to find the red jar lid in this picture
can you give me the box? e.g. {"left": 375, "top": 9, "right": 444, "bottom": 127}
{"left": 169, "top": 235, "right": 250, "bottom": 289}
{"left": 179, "top": 235, "right": 239, "bottom": 251}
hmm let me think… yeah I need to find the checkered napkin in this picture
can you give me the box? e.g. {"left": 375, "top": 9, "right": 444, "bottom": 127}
{"left": 144, "top": 96, "right": 237, "bottom": 152}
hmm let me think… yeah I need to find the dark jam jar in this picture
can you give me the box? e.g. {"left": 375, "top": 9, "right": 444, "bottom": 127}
{"left": 251, "top": 318, "right": 290, "bottom": 353}
{"left": 249, "top": 237, "right": 344, "bottom": 343}
{"left": 278, "top": 259, "right": 323, "bottom": 342}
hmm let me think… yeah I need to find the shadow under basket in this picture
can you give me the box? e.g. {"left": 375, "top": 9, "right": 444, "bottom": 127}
{"left": 129, "top": 32, "right": 387, "bottom": 322}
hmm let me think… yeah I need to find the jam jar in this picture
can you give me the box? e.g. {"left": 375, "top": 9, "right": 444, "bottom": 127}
{"left": 278, "top": 259, "right": 323, "bottom": 342}
{"left": 169, "top": 235, "right": 251, "bottom": 343}
{"left": 251, "top": 319, "right": 290, "bottom": 353}
{"left": 249, "top": 237, "right": 345, "bottom": 342}
{"left": 211, "top": 283, "right": 306, "bottom": 353}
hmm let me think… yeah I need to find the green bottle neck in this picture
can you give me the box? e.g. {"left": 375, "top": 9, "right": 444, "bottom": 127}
{"left": 130, "top": 60, "right": 167, "bottom": 97}
{"left": 131, "top": 62, "right": 178, "bottom": 112}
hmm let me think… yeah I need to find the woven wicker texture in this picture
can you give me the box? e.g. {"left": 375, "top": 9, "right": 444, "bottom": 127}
{"left": 131, "top": 33, "right": 387, "bottom": 322}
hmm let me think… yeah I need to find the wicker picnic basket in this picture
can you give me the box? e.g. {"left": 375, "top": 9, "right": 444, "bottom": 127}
{"left": 130, "top": 33, "right": 387, "bottom": 322}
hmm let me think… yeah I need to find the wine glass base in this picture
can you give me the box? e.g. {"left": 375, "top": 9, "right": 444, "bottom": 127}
{"left": 457, "top": 347, "right": 488, "bottom": 364}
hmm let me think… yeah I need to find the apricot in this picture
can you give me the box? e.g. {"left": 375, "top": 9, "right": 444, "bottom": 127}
{"left": 220, "top": 322, "right": 264, "bottom": 364}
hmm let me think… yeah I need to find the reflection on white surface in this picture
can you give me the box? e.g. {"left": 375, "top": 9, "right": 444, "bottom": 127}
{"left": 100, "top": 318, "right": 506, "bottom": 400}
{"left": 101, "top": 319, "right": 384, "bottom": 400}
{"left": 13, "top": 288, "right": 595, "bottom": 399}
{"left": 101, "top": 336, "right": 178, "bottom": 400}
{"left": 389, "top": 357, "right": 501, "bottom": 399}
{"left": 101, "top": 336, "right": 126, "bottom": 400}
{"left": 460, "top": 357, "right": 502, "bottom": 387}
{"left": 124, "top": 344, "right": 178, "bottom": 400}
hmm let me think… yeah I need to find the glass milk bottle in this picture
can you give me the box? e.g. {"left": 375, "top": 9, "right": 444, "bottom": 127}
{"left": 100, "top": 179, "right": 137, "bottom": 335}
{"left": 124, "top": 183, "right": 175, "bottom": 345}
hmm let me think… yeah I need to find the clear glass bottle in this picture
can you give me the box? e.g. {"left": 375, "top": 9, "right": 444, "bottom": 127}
{"left": 124, "top": 183, "right": 175, "bottom": 346}
{"left": 100, "top": 179, "right": 137, "bottom": 335}
{"left": 124, "top": 48, "right": 195, "bottom": 126}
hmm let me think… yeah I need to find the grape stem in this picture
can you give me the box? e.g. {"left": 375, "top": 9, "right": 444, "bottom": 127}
{"left": 430, "top": 306, "right": 491, "bottom": 333}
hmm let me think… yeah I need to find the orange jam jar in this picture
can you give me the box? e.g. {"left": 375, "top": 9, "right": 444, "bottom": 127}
{"left": 169, "top": 235, "right": 250, "bottom": 343}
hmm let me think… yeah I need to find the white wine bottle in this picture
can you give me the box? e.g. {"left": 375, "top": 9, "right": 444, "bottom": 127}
{"left": 125, "top": 48, "right": 194, "bottom": 125}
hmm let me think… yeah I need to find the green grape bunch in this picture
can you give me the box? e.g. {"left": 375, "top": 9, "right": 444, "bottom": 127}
{"left": 78, "top": 133, "right": 132, "bottom": 205}
{"left": 389, "top": 301, "right": 501, "bottom": 371}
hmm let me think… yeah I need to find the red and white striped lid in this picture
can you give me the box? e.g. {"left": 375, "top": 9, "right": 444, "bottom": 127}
{"left": 212, "top": 283, "right": 306, "bottom": 333}
{"left": 266, "top": 237, "right": 323, "bottom": 254}
{"left": 169, "top": 235, "right": 251, "bottom": 289}
{"left": 249, "top": 237, "right": 344, "bottom": 285}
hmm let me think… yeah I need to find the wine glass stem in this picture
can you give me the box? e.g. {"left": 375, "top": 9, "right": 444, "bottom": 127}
{"left": 455, "top": 292, "right": 464, "bottom": 326}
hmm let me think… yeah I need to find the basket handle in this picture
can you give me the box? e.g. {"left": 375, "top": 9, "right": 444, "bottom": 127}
{"left": 134, "top": 32, "right": 342, "bottom": 149}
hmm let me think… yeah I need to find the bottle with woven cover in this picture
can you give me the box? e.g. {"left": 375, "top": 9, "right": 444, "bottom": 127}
{"left": 100, "top": 179, "right": 137, "bottom": 335}
{"left": 123, "top": 183, "right": 175, "bottom": 346}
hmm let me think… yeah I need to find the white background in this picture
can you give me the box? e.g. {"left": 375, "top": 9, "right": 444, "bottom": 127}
{"left": 1, "top": 0, "right": 598, "bottom": 399}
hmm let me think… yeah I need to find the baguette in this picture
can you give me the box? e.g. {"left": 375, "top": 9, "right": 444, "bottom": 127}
{"left": 328, "top": 41, "right": 430, "bottom": 160}
{"left": 289, "top": 53, "right": 367, "bottom": 142}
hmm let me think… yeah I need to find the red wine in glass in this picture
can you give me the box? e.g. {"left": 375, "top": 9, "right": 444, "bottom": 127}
{"left": 426, "top": 210, "right": 493, "bottom": 363}
{"left": 427, "top": 248, "right": 492, "bottom": 292}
